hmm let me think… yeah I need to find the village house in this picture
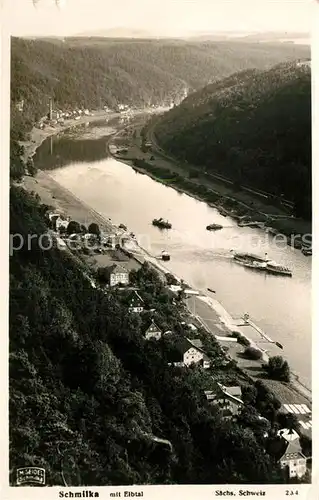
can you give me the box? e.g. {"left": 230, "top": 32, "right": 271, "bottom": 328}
{"left": 204, "top": 382, "right": 244, "bottom": 418}
{"left": 128, "top": 291, "right": 144, "bottom": 313}
{"left": 144, "top": 320, "right": 162, "bottom": 340}
{"left": 277, "top": 429, "right": 307, "bottom": 479}
{"left": 169, "top": 338, "right": 210, "bottom": 369}
{"left": 56, "top": 216, "right": 70, "bottom": 232}
{"left": 48, "top": 213, "right": 70, "bottom": 232}
{"left": 105, "top": 264, "right": 129, "bottom": 287}
{"left": 15, "top": 99, "right": 24, "bottom": 112}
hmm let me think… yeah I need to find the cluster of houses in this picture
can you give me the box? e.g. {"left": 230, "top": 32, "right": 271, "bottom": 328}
{"left": 48, "top": 211, "right": 134, "bottom": 253}
{"left": 110, "top": 267, "right": 309, "bottom": 479}
{"left": 36, "top": 107, "right": 93, "bottom": 129}
{"left": 117, "top": 103, "right": 131, "bottom": 113}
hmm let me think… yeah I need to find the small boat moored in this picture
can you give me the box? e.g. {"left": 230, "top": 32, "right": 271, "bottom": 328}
{"left": 206, "top": 223, "right": 223, "bottom": 231}
{"left": 302, "top": 247, "right": 312, "bottom": 256}
{"left": 161, "top": 251, "right": 170, "bottom": 261}
{"left": 152, "top": 218, "right": 172, "bottom": 229}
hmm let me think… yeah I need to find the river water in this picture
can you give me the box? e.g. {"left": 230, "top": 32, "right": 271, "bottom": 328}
{"left": 34, "top": 118, "right": 312, "bottom": 390}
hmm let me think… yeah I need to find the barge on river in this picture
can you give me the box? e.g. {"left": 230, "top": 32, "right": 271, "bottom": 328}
{"left": 152, "top": 218, "right": 172, "bottom": 229}
{"left": 206, "top": 223, "right": 223, "bottom": 231}
{"left": 231, "top": 252, "right": 292, "bottom": 277}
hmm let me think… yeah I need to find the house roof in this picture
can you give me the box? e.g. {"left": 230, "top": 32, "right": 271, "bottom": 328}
{"left": 174, "top": 337, "right": 207, "bottom": 357}
{"left": 128, "top": 290, "right": 144, "bottom": 307}
{"left": 217, "top": 383, "right": 243, "bottom": 404}
{"left": 189, "top": 339, "right": 203, "bottom": 350}
{"left": 221, "top": 385, "right": 242, "bottom": 398}
{"left": 145, "top": 320, "right": 162, "bottom": 335}
{"left": 205, "top": 383, "right": 243, "bottom": 405}
{"left": 107, "top": 263, "right": 128, "bottom": 275}
{"left": 268, "top": 434, "right": 306, "bottom": 463}
{"left": 174, "top": 337, "right": 197, "bottom": 356}
{"left": 280, "top": 439, "right": 306, "bottom": 461}
{"left": 277, "top": 428, "right": 299, "bottom": 442}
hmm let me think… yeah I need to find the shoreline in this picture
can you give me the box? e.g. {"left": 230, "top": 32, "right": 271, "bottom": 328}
{"left": 21, "top": 118, "right": 312, "bottom": 409}
{"left": 20, "top": 110, "right": 121, "bottom": 163}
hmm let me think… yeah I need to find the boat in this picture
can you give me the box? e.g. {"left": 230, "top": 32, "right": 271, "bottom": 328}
{"left": 302, "top": 247, "right": 312, "bottom": 256}
{"left": 265, "top": 261, "right": 292, "bottom": 277}
{"left": 152, "top": 218, "right": 172, "bottom": 229}
{"left": 161, "top": 251, "right": 170, "bottom": 261}
{"left": 243, "top": 261, "right": 267, "bottom": 270}
{"left": 206, "top": 223, "right": 223, "bottom": 231}
{"left": 232, "top": 252, "right": 268, "bottom": 271}
{"left": 232, "top": 251, "right": 292, "bottom": 276}
{"left": 219, "top": 208, "right": 228, "bottom": 217}
{"left": 232, "top": 252, "right": 269, "bottom": 266}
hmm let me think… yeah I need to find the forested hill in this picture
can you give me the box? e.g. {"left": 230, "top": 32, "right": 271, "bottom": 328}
{"left": 154, "top": 62, "right": 311, "bottom": 219}
{"left": 11, "top": 36, "right": 309, "bottom": 138}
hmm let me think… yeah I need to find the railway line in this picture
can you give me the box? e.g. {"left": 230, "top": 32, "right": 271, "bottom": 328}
{"left": 146, "top": 120, "right": 294, "bottom": 211}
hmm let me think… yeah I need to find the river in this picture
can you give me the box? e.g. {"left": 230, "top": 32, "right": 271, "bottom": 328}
{"left": 34, "top": 118, "right": 312, "bottom": 390}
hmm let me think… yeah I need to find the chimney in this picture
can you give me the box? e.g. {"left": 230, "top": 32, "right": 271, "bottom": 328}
{"left": 49, "top": 98, "right": 53, "bottom": 120}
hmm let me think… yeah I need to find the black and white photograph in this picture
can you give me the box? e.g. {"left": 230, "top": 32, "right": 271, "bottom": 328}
{"left": 2, "top": 0, "right": 315, "bottom": 495}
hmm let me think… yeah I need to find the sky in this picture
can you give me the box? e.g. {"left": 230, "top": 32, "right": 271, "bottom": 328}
{"left": 5, "top": 0, "right": 313, "bottom": 37}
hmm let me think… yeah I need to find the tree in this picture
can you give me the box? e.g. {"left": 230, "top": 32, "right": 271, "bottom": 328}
{"left": 266, "top": 356, "right": 290, "bottom": 382}
{"left": 241, "top": 384, "right": 257, "bottom": 405}
{"left": 277, "top": 412, "right": 300, "bottom": 432}
{"left": 88, "top": 223, "right": 100, "bottom": 236}
{"left": 67, "top": 220, "right": 81, "bottom": 235}
{"left": 27, "top": 157, "right": 37, "bottom": 176}
{"left": 96, "top": 267, "right": 111, "bottom": 284}
{"left": 244, "top": 346, "right": 263, "bottom": 360}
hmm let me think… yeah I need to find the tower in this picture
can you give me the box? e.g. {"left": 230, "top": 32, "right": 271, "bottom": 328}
{"left": 48, "top": 98, "right": 53, "bottom": 120}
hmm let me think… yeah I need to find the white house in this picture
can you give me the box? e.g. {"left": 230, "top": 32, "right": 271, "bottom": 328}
{"left": 205, "top": 382, "right": 244, "bottom": 418}
{"left": 49, "top": 213, "right": 70, "bottom": 232}
{"left": 170, "top": 338, "right": 210, "bottom": 369}
{"left": 278, "top": 430, "right": 307, "bottom": 479}
{"left": 145, "top": 321, "right": 162, "bottom": 341}
{"left": 105, "top": 264, "right": 129, "bottom": 287}
{"left": 128, "top": 291, "right": 144, "bottom": 313}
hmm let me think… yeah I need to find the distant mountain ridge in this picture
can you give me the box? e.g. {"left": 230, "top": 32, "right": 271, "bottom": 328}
{"left": 74, "top": 27, "right": 161, "bottom": 38}
{"left": 74, "top": 28, "right": 310, "bottom": 44}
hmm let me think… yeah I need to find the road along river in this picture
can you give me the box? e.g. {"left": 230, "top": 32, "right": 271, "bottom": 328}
{"left": 34, "top": 118, "right": 312, "bottom": 391}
